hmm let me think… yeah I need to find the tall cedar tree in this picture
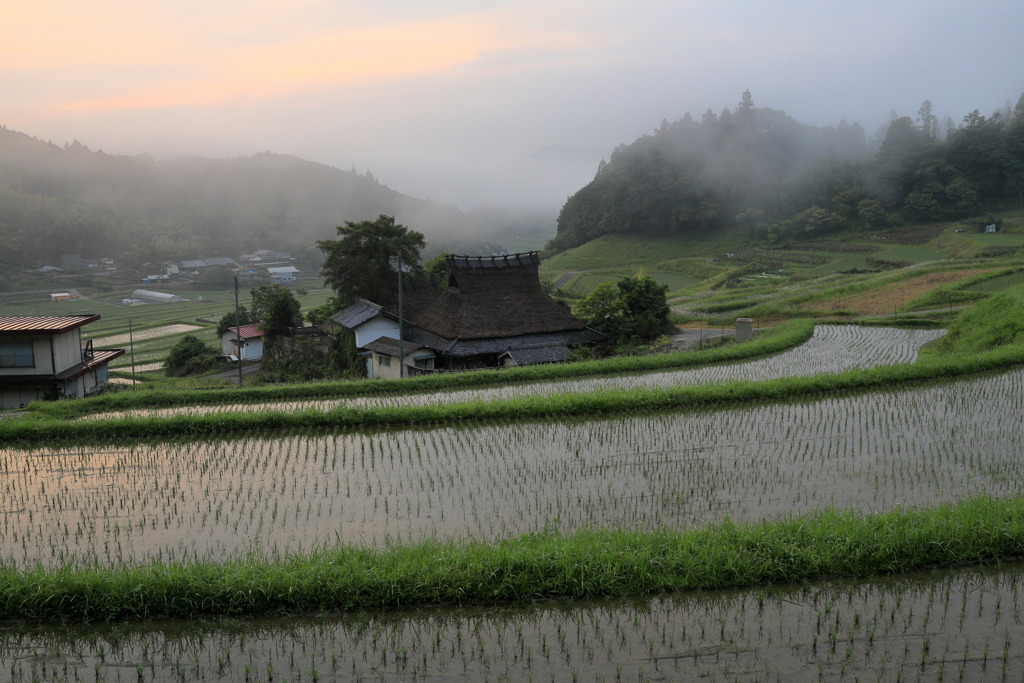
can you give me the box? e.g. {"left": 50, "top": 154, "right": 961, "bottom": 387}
{"left": 317, "top": 215, "right": 426, "bottom": 310}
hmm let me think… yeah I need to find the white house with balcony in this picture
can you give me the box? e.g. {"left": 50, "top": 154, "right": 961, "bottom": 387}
{"left": 0, "top": 315, "right": 125, "bottom": 409}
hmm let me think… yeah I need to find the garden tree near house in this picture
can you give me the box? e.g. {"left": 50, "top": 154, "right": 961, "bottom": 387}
{"left": 573, "top": 282, "right": 630, "bottom": 343}
{"left": 250, "top": 284, "right": 302, "bottom": 336}
{"left": 216, "top": 306, "right": 253, "bottom": 336}
{"left": 574, "top": 275, "right": 671, "bottom": 346}
{"left": 317, "top": 214, "right": 426, "bottom": 310}
{"left": 617, "top": 275, "right": 671, "bottom": 341}
{"left": 163, "top": 335, "right": 221, "bottom": 377}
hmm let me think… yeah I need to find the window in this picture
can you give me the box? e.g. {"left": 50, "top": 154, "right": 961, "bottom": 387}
{"left": 0, "top": 341, "right": 34, "bottom": 368}
{"left": 414, "top": 357, "right": 434, "bottom": 370}
{"left": 377, "top": 354, "right": 391, "bottom": 367}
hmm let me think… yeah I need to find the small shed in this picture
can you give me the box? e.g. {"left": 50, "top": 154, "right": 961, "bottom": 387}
{"left": 50, "top": 293, "right": 74, "bottom": 302}
{"left": 221, "top": 325, "right": 264, "bottom": 360}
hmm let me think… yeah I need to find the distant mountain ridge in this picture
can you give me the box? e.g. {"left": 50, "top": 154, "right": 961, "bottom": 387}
{"left": 0, "top": 125, "right": 468, "bottom": 268}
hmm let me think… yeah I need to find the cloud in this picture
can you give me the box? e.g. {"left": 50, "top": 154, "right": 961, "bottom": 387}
{"left": 2, "top": 0, "right": 1023, "bottom": 212}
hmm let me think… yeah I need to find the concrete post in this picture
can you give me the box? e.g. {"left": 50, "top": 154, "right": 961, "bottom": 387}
{"left": 736, "top": 318, "right": 753, "bottom": 343}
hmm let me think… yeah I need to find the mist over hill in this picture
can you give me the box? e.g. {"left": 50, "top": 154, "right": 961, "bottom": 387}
{"left": 0, "top": 126, "right": 491, "bottom": 268}
{"left": 552, "top": 92, "right": 1024, "bottom": 252}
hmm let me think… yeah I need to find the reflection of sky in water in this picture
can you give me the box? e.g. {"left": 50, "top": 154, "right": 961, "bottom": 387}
{"left": 3, "top": 563, "right": 1023, "bottom": 683}
{"left": 92, "top": 326, "right": 944, "bottom": 420}
{"left": 0, "top": 365, "right": 1020, "bottom": 569}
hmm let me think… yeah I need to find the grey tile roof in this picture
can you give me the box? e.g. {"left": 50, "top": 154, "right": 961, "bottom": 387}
{"left": 501, "top": 345, "right": 571, "bottom": 365}
{"left": 330, "top": 300, "right": 384, "bottom": 329}
{"left": 363, "top": 336, "right": 423, "bottom": 356}
{"left": 405, "top": 327, "right": 604, "bottom": 357}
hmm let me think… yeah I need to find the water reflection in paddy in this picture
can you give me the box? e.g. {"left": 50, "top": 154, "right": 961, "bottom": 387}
{"left": 2, "top": 366, "right": 1020, "bottom": 569}
{"left": 91, "top": 326, "right": 944, "bottom": 419}
{"left": 3, "top": 562, "right": 1023, "bottom": 682}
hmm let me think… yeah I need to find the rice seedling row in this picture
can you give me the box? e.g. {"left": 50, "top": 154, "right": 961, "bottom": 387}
{"left": 2, "top": 365, "right": 1021, "bottom": 570}
{"left": 30, "top": 320, "right": 817, "bottom": 420}
{"left": 2, "top": 561, "right": 1023, "bottom": 682}
{"left": 90, "top": 325, "right": 943, "bottom": 420}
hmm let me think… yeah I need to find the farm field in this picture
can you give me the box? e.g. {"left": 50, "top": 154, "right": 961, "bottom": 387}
{"left": 4, "top": 361, "right": 1020, "bottom": 567}
{"left": 0, "top": 286, "right": 334, "bottom": 373}
{"left": 4, "top": 561, "right": 1023, "bottom": 682}
{"left": 88, "top": 325, "right": 943, "bottom": 419}
{"left": 959, "top": 232, "right": 1024, "bottom": 247}
{"left": 565, "top": 270, "right": 698, "bottom": 295}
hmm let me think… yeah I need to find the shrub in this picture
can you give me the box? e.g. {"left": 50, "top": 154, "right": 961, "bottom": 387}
{"left": 164, "top": 335, "right": 222, "bottom": 377}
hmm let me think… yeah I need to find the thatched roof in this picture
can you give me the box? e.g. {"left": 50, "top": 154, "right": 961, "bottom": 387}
{"left": 411, "top": 252, "right": 586, "bottom": 340}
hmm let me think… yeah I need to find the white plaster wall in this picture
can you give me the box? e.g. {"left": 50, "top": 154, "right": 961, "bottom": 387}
{"left": 243, "top": 338, "right": 263, "bottom": 360}
{"left": 354, "top": 318, "right": 398, "bottom": 349}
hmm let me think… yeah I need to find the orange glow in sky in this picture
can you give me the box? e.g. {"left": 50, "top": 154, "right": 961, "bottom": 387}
{"left": 0, "top": 0, "right": 581, "bottom": 114}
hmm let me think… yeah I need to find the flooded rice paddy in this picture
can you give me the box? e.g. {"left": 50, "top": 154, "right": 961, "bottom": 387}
{"left": 90, "top": 325, "right": 945, "bottom": 419}
{"left": 3, "top": 327, "right": 1024, "bottom": 681}
{"left": 2, "top": 365, "right": 1021, "bottom": 569}
{"left": 3, "top": 562, "right": 1024, "bottom": 682}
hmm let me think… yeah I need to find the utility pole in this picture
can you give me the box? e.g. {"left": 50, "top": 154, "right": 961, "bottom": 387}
{"left": 398, "top": 253, "right": 405, "bottom": 378}
{"left": 128, "top": 318, "right": 136, "bottom": 387}
{"left": 234, "top": 276, "right": 243, "bottom": 386}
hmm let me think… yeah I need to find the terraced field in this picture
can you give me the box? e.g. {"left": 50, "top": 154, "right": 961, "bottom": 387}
{"left": 7, "top": 360, "right": 1022, "bottom": 569}
{"left": 5, "top": 562, "right": 1022, "bottom": 683}
{"left": 89, "top": 325, "right": 942, "bottom": 419}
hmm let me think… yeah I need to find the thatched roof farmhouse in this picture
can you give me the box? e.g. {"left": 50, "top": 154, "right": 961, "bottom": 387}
{"left": 330, "top": 252, "right": 603, "bottom": 375}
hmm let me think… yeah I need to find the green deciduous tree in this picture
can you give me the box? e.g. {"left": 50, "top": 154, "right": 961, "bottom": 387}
{"left": 216, "top": 306, "right": 253, "bottom": 336}
{"left": 856, "top": 199, "right": 886, "bottom": 229}
{"left": 573, "top": 282, "right": 630, "bottom": 343}
{"left": 574, "top": 276, "right": 671, "bottom": 346}
{"left": 251, "top": 284, "right": 303, "bottom": 336}
{"left": 617, "top": 275, "right": 671, "bottom": 341}
{"left": 317, "top": 214, "right": 426, "bottom": 309}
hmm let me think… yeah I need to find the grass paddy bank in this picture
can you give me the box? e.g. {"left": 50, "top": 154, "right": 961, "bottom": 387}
{"left": 3, "top": 495, "right": 1023, "bottom": 621}
{"left": 23, "top": 320, "right": 816, "bottom": 420}
{"left": 7, "top": 561, "right": 1024, "bottom": 683}
{"left": 3, "top": 328, "right": 1021, "bottom": 444}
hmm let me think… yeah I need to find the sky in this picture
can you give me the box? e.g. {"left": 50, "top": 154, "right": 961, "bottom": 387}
{"left": 3, "top": 0, "right": 1023, "bottom": 215}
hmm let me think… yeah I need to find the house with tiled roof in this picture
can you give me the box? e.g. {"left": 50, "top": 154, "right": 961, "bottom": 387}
{"left": 0, "top": 315, "right": 124, "bottom": 408}
{"left": 221, "top": 324, "right": 263, "bottom": 361}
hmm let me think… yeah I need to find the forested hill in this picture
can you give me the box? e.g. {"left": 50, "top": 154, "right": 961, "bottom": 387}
{"left": 0, "top": 126, "right": 468, "bottom": 267}
{"left": 551, "top": 92, "right": 1024, "bottom": 252}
